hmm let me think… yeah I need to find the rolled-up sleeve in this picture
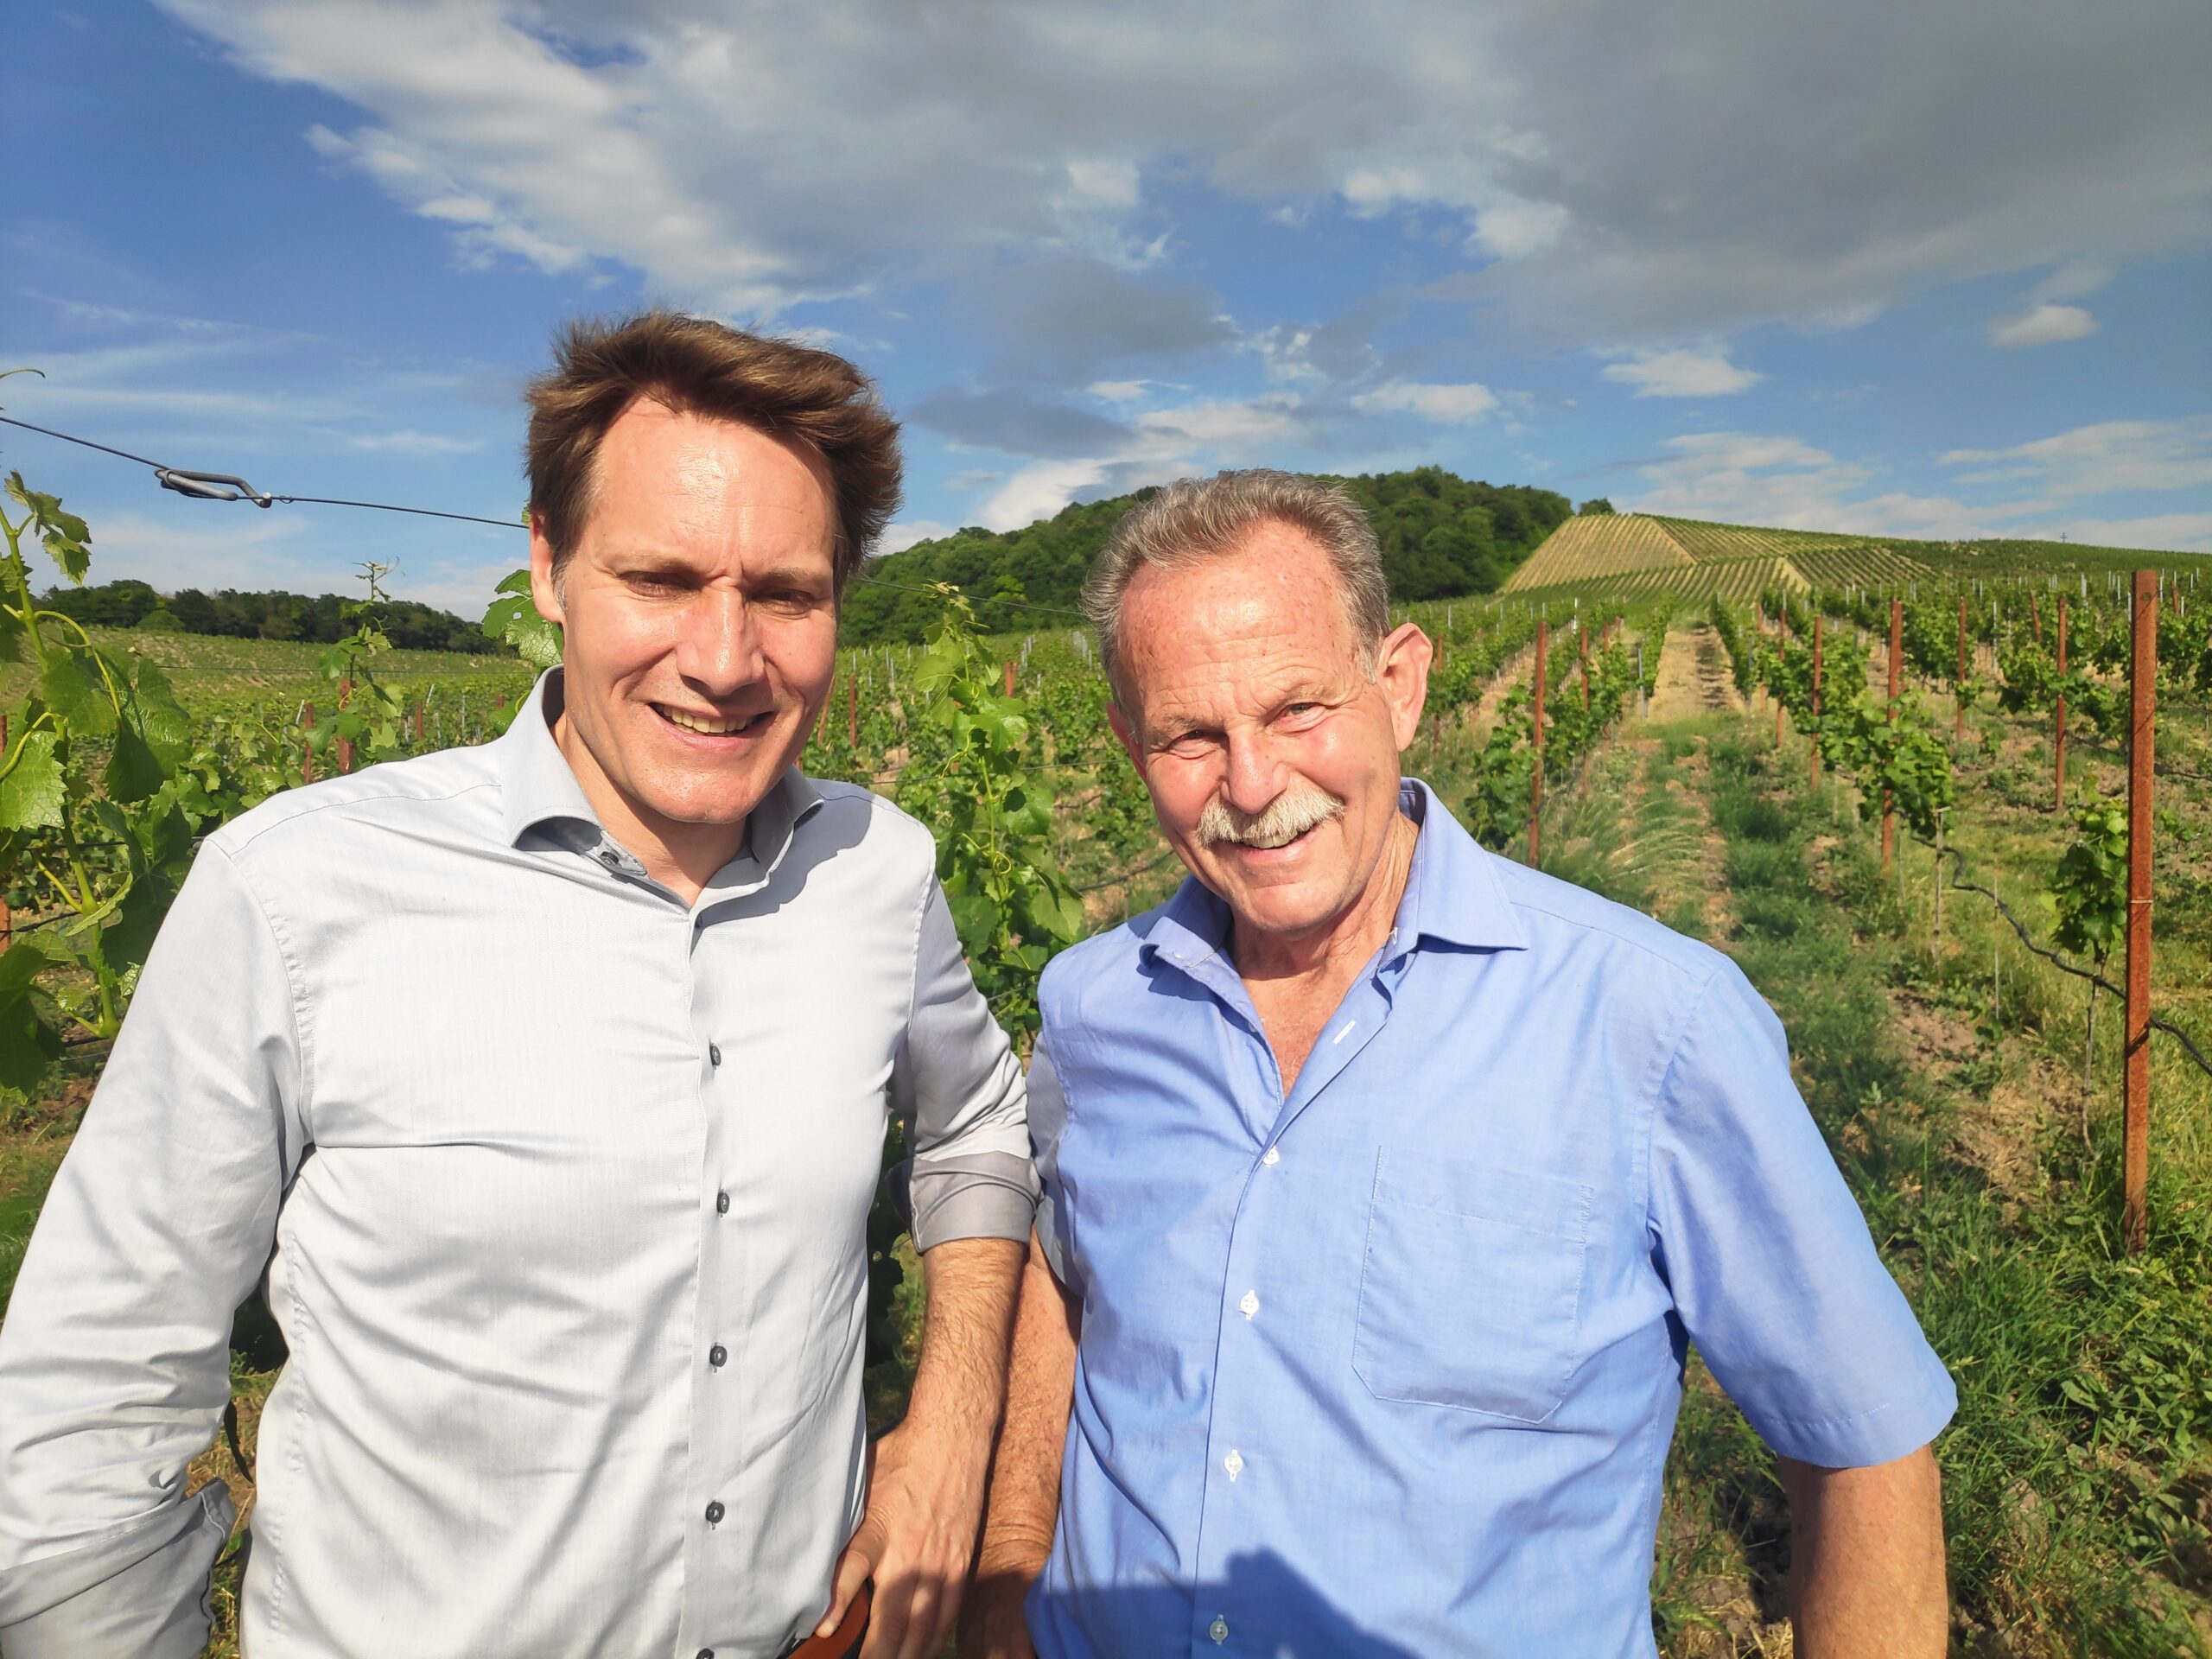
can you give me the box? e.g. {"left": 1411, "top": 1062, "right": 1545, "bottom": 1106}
{"left": 1648, "top": 959, "right": 1955, "bottom": 1469}
{"left": 1025, "top": 1034, "right": 1076, "bottom": 1290}
{"left": 0, "top": 844, "right": 307, "bottom": 1656}
{"left": 892, "top": 878, "right": 1039, "bottom": 1251}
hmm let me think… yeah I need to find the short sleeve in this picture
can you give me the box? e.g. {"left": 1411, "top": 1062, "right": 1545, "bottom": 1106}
{"left": 1648, "top": 959, "right": 1955, "bottom": 1468}
{"left": 1027, "top": 1033, "right": 1076, "bottom": 1292}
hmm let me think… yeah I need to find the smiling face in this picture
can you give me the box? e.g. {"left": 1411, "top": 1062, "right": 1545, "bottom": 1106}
{"left": 1109, "top": 521, "right": 1432, "bottom": 953}
{"left": 530, "top": 397, "right": 839, "bottom": 885}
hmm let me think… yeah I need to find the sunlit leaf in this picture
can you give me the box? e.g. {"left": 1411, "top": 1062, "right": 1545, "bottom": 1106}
{"left": 0, "top": 731, "right": 65, "bottom": 830}
{"left": 40, "top": 651, "right": 116, "bottom": 738}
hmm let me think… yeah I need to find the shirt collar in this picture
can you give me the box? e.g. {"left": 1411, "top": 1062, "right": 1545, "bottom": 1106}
{"left": 1141, "top": 776, "right": 1529, "bottom": 973}
{"left": 495, "top": 668, "right": 823, "bottom": 887}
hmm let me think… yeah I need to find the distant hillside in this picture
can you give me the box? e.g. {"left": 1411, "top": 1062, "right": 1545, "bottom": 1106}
{"left": 841, "top": 467, "right": 1572, "bottom": 643}
{"left": 1503, "top": 512, "right": 2202, "bottom": 602}
{"left": 38, "top": 578, "right": 497, "bottom": 654}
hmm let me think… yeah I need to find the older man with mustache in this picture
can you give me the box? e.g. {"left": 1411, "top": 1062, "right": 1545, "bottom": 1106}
{"left": 962, "top": 471, "right": 1954, "bottom": 1659}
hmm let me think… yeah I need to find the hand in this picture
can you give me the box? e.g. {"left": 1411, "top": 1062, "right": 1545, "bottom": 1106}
{"left": 819, "top": 1416, "right": 991, "bottom": 1659}
{"left": 957, "top": 1544, "right": 1048, "bottom": 1659}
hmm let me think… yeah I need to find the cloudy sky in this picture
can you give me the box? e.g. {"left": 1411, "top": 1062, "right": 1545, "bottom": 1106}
{"left": 5, "top": 0, "right": 2209, "bottom": 615}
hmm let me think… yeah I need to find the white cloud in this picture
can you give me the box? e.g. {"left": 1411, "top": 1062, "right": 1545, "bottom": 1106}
{"left": 1601, "top": 346, "right": 1762, "bottom": 398}
{"left": 1941, "top": 416, "right": 2212, "bottom": 497}
{"left": 980, "top": 461, "right": 1116, "bottom": 532}
{"left": 1132, "top": 393, "right": 1306, "bottom": 451}
{"left": 1626, "top": 430, "right": 2032, "bottom": 538}
{"left": 1088, "top": 380, "right": 1153, "bottom": 403}
{"left": 78, "top": 509, "right": 324, "bottom": 592}
{"left": 2046, "top": 512, "right": 2212, "bottom": 553}
{"left": 1987, "top": 302, "right": 2098, "bottom": 348}
{"left": 1351, "top": 380, "right": 1500, "bottom": 424}
{"left": 879, "top": 519, "right": 955, "bottom": 554}
{"left": 156, "top": 0, "right": 2212, "bottom": 346}
{"left": 1469, "top": 196, "right": 1570, "bottom": 260}
{"left": 348, "top": 429, "right": 485, "bottom": 454}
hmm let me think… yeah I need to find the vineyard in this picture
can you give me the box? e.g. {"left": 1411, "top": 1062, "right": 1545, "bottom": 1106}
{"left": 1, "top": 465, "right": 2209, "bottom": 1656}
{"left": 1500, "top": 511, "right": 2204, "bottom": 621}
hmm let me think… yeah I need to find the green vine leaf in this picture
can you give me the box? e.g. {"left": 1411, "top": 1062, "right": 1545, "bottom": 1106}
{"left": 0, "top": 731, "right": 65, "bottom": 830}
{"left": 40, "top": 652, "right": 116, "bottom": 739}
{"left": 0, "top": 943, "right": 63, "bottom": 1093}
{"left": 482, "top": 569, "right": 564, "bottom": 671}
{"left": 103, "top": 723, "right": 166, "bottom": 804}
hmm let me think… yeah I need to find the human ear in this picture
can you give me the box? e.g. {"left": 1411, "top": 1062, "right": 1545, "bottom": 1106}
{"left": 528, "top": 513, "right": 569, "bottom": 628}
{"left": 1376, "top": 622, "right": 1433, "bottom": 752}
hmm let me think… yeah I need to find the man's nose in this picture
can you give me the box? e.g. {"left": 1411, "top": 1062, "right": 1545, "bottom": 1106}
{"left": 1221, "top": 727, "right": 1288, "bottom": 817}
{"left": 676, "top": 587, "right": 767, "bottom": 696}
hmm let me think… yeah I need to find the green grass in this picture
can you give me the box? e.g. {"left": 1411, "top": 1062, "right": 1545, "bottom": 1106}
{"left": 0, "top": 626, "right": 530, "bottom": 709}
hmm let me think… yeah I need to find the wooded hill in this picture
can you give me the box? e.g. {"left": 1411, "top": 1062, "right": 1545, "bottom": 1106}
{"left": 841, "top": 467, "right": 1573, "bottom": 643}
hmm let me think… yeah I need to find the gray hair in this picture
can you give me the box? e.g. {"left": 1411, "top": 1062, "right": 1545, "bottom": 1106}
{"left": 1080, "top": 469, "right": 1390, "bottom": 700}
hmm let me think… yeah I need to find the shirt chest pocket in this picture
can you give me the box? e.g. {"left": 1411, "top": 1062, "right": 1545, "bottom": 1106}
{"left": 1351, "top": 1148, "right": 1595, "bottom": 1423}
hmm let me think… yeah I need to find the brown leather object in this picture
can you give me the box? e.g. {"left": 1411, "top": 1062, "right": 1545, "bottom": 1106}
{"left": 789, "top": 1585, "right": 869, "bottom": 1659}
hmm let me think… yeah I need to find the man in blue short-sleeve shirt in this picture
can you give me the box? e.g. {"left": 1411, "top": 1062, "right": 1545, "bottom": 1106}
{"left": 959, "top": 471, "right": 1954, "bottom": 1659}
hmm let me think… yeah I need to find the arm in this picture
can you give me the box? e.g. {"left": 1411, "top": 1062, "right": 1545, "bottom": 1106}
{"left": 960, "top": 1229, "right": 1080, "bottom": 1659}
{"left": 818, "top": 878, "right": 1039, "bottom": 1659}
{"left": 1780, "top": 1446, "right": 1947, "bottom": 1659}
{"left": 820, "top": 1236, "right": 1024, "bottom": 1659}
{"left": 0, "top": 846, "right": 303, "bottom": 1657}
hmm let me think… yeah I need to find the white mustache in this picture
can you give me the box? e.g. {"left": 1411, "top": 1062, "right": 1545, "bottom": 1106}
{"left": 1196, "top": 784, "right": 1345, "bottom": 849}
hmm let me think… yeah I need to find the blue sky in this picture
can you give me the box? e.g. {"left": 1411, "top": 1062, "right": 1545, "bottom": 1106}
{"left": 4, "top": 0, "right": 2209, "bottom": 619}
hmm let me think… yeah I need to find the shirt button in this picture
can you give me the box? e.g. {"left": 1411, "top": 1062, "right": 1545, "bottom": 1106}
{"left": 709, "top": 1043, "right": 722, "bottom": 1067}
{"left": 697, "top": 1650, "right": 713, "bottom": 1659}
{"left": 715, "top": 1190, "right": 729, "bottom": 1214}
{"left": 1239, "top": 1289, "right": 1259, "bottom": 1319}
{"left": 1261, "top": 1146, "right": 1280, "bottom": 1166}
{"left": 1224, "top": 1448, "right": 1243, "bottom": 1481}
{"left": 1209, "top": 1615, "right": 1229, "bottom": 1643}
{"left": 709, "top": 1344, "right": 727, "bottom": 1368}
{"left": 704, "top": 1500, "right": 724, "bottom": 1525}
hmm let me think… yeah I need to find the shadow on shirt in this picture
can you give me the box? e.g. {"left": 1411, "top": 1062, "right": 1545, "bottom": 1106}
{"left": 1012, "top": 1549, "right": 1424, "bottom": 1658}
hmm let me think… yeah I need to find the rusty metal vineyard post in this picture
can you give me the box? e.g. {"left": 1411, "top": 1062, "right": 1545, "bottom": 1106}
{"left": 1956, "top": 594, "right": 1967, "bottom": 741}
{"left": 2123, "top": 570, "right": 2157, "bottom": 1253}
{"left": 1529, "top": 620, "right": 1548, "bottom": 867}
{"left": 1883, "top": 600, "right": 1901, "bottom": 874}
{"left": 2054, "top": 597, "right": 2069, "bottom": 810}
{"left": 1810, "top": 615, "right": 1823, "bottom": 789}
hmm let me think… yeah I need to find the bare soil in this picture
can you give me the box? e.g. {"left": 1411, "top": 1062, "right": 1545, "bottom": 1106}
{"left": 1649, "top": 625, "right": 1745, "bottom": 721}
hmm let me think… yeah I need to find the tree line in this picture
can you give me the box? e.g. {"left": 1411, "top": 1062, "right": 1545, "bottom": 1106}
{"left": 841, "top": 467, "right": 1574, "bottom": 643}
{"left": 37, "top": 579, "right": 497, "bottom": 654}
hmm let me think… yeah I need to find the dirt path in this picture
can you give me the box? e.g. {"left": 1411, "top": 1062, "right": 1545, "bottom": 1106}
{"left": 1472, "top": 640, "right": 1538, "bottom": 730}
{"left": 1648, "top": 624, "right": 1745, "bottom": 721}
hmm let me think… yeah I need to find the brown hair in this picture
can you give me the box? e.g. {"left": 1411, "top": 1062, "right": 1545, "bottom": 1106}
{"left": 524, "top": 310, "right": 902, "bottom": 592}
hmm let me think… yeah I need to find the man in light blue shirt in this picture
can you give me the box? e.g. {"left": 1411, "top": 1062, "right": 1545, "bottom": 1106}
{"left": 963, "top": 471, "right": 1954, "bottom": 1658}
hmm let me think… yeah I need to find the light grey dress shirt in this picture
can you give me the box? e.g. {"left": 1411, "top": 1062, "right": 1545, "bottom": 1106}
{"left": 0, "top": 670, "right": 1037, "bottom": 1659}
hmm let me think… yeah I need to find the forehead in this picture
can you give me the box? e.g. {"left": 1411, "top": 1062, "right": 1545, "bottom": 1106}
{"left": 583, "top": 397, "right": 836, "bottom": 567}
{"left": 1116, "top": 524, "right": 1365, "bottom": 717}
